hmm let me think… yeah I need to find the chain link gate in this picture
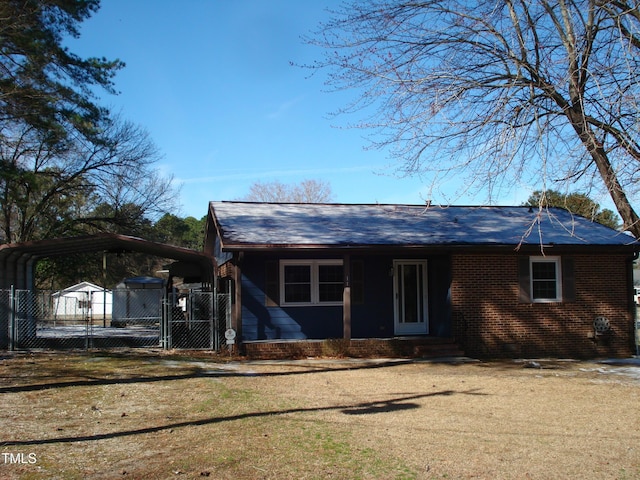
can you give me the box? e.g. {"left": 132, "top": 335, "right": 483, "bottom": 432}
{"left": 215, "top": 292, "right": 232, "bottom": 349}
{"left": 1, "top": 288, "right": 232, "bottom": 351}
{"left": 160, "top": 291, "right": 232, "bottom": 350}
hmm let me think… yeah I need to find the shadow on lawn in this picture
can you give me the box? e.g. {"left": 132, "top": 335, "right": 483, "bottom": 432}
{"left": 0, "top": 358, "right": 430, "bottom": 394}
{"left": 0, "top": 389, "right": 486, "bottom": 447}
{"left": 0, "top": 371, "right": 223, "bottom": 394}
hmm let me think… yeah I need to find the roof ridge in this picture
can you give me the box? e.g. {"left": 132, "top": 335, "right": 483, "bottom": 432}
{"left": 212, "top": 200, "right": 544, "bottom": 209}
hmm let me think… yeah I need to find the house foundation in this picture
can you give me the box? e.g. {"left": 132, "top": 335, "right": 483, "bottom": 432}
{"left": 243, "top": 337, "right": 463, "bottom": 360}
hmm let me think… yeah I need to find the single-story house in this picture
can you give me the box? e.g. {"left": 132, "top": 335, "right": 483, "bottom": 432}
{"left": 205, "top": 201, "right": 639, "bottom": 359}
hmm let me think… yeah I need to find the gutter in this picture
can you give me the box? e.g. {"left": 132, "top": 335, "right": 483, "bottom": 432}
{"left": 218, "top": 242, "right": 640, "bottom": 255}
{"left": 633, "top": 251, "right": 640, "bottom": 357}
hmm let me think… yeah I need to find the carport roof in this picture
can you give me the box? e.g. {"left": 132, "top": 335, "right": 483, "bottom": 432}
{"left": 0, "top": 233, "right": 215, "bottom": 290}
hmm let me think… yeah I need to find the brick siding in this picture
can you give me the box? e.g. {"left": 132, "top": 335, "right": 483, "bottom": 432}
{"left": 451, "top": 253, "right": 635, "bottom": 358}
{"left": 244, "top": 338, "right": 462, "bottom": 360}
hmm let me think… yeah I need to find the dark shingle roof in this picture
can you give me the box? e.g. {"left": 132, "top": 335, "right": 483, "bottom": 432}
{"left": 210, "top": 201, "right": 637, "bottom": 249}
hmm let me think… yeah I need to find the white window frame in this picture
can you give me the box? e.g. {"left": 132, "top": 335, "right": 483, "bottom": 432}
{"left": 280, "top": 260, "right": 344, "bottom": 306}
{"left": 529, "top": 256, "right": 562, "bottom": 303}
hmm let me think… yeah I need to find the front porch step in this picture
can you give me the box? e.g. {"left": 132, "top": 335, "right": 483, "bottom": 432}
{"left": 375, "top": 337, "right": 465, "bottom": 359}
{"left": 411, "top": 341, "right": 466, "bottom": 358}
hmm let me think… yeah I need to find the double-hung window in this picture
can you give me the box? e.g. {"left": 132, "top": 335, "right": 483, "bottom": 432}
{"left": 529, "top": 256, "right": 562, "bottom": 302}
{"left": 280, "top": 260, "right": 343, "bottom": 306}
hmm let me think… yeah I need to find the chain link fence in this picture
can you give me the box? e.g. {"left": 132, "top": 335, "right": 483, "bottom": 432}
{"left": 636, "top": 309, "right": 640, "bottom": 356}
{"left": 0, "top": 288, "right": 231, "bottom": 351}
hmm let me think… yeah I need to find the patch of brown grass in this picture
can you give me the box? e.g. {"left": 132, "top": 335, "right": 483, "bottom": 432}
{"left": 0, "top": 352, "right": 639, "bottom": 479}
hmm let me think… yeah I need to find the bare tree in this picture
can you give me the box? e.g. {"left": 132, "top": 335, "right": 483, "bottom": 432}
{"left": 0, "top": 115, "right": 177, "bottom": 243}
{"left": 308, "top": 1, "right": 640, "bottom": 236}
{"left": 242, "top": 179, "right": 335, "bottom": 203}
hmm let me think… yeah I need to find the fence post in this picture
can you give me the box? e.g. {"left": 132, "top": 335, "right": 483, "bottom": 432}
{"left": 80, "top": 292, "right": 93, "bottom": 350}
{"left": 160, "top": 298, "right": 166, "bottom": 349}
{"left": 8, "top": 285, "right": 14, "bottom": 351}
{"left": 165, "top": 298, "right": 171, "bottom": 349}
{"left": 160, "top": 299, "right": 165, "bottom": 349}
{"left": 214, "top": 286, "right": 218, "bottom": 351}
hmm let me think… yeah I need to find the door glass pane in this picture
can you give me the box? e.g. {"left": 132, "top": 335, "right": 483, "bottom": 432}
{"left": 401, "top": 264, "right": 421, "bottom": 323}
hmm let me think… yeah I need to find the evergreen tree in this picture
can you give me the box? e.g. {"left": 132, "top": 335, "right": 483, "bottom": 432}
{"left": 523, "top": 190, "right": 620, "bottom": 229}
{"left": 0, "top": 0, "right": 123, "bottom": 145}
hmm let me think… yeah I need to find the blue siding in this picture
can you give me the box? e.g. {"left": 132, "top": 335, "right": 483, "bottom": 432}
{"left": 240, "top": 253, "right": 451, "bottom": 341}
{"left": 241, "top": 258, "right": 343, "bottom": 341}
{"left": 352, "top": 256, "right": 395, "bottom": 338}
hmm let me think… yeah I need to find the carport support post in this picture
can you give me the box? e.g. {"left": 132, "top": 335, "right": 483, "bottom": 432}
{"left": 8, "top": 285, "right": 14, "bottom": 351}
{"left": 343, "top": 254, "right": 351, "bottom": 341}
{"left": 232, "top": 255, "right": 243, "bottom": 353}
{"left": 102, "top": 251, "right": 107, "bottom": 328}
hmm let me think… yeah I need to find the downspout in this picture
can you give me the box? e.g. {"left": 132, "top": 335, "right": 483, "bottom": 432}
{"left": 630, "top": 252, "right": 640, "bottom": 357}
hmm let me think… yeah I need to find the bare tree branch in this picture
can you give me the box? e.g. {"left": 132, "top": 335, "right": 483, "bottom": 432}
{"left": 0, "top": 115, "right": 176, "bottom": 243}
{"left": 306, "top": 0, "right": 640, "bottom": 235}
{"left": 241, "top": 179, "right": 335, "bottom": 203}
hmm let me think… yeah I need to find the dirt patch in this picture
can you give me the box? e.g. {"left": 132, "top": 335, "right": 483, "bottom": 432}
{"left": 0, "top": 351, "right": 639, "bottom": 479}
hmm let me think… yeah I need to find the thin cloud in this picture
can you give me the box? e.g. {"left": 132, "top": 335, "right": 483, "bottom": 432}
{"left": 176, "top": 165, "right": 383, "bottom": 185}
{"left": 266, "top": 96, "right": 304, "bottom": 120}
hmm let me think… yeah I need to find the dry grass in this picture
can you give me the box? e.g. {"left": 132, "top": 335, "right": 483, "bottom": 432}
{"left": 0, "top": 351, "right": 639, "bottom": 479}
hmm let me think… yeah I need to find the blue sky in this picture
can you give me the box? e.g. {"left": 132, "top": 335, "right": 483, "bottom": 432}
{"left": 69, "top": 0, "right": 529, "bottom": 219}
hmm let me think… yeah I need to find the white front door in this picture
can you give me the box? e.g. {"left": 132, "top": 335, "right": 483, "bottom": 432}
{"left": 393, "top": 260, "right": 429, "bottom": 335}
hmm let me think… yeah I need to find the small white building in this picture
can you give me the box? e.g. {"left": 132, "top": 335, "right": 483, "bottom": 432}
{"left": 52, "top": 281, "right": 112, "bottom": 319}
{"left": 112, "top": 276, "right": 165, "bottom": 326}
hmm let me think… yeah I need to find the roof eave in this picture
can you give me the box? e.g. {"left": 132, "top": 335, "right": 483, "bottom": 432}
{"left": 219, "top": 242, "right": 640, "bottom": 253}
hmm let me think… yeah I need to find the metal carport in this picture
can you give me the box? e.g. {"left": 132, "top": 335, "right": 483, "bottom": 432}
{"left": 0, "top": 233, "right": 216, "bottom": 290}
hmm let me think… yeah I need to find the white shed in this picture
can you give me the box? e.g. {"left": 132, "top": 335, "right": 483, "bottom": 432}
{"left": 112, "top": 276, "right": 165, "bottom": 326}
{"left": 52, "top": 281, "right": 112, "bottom": 319}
